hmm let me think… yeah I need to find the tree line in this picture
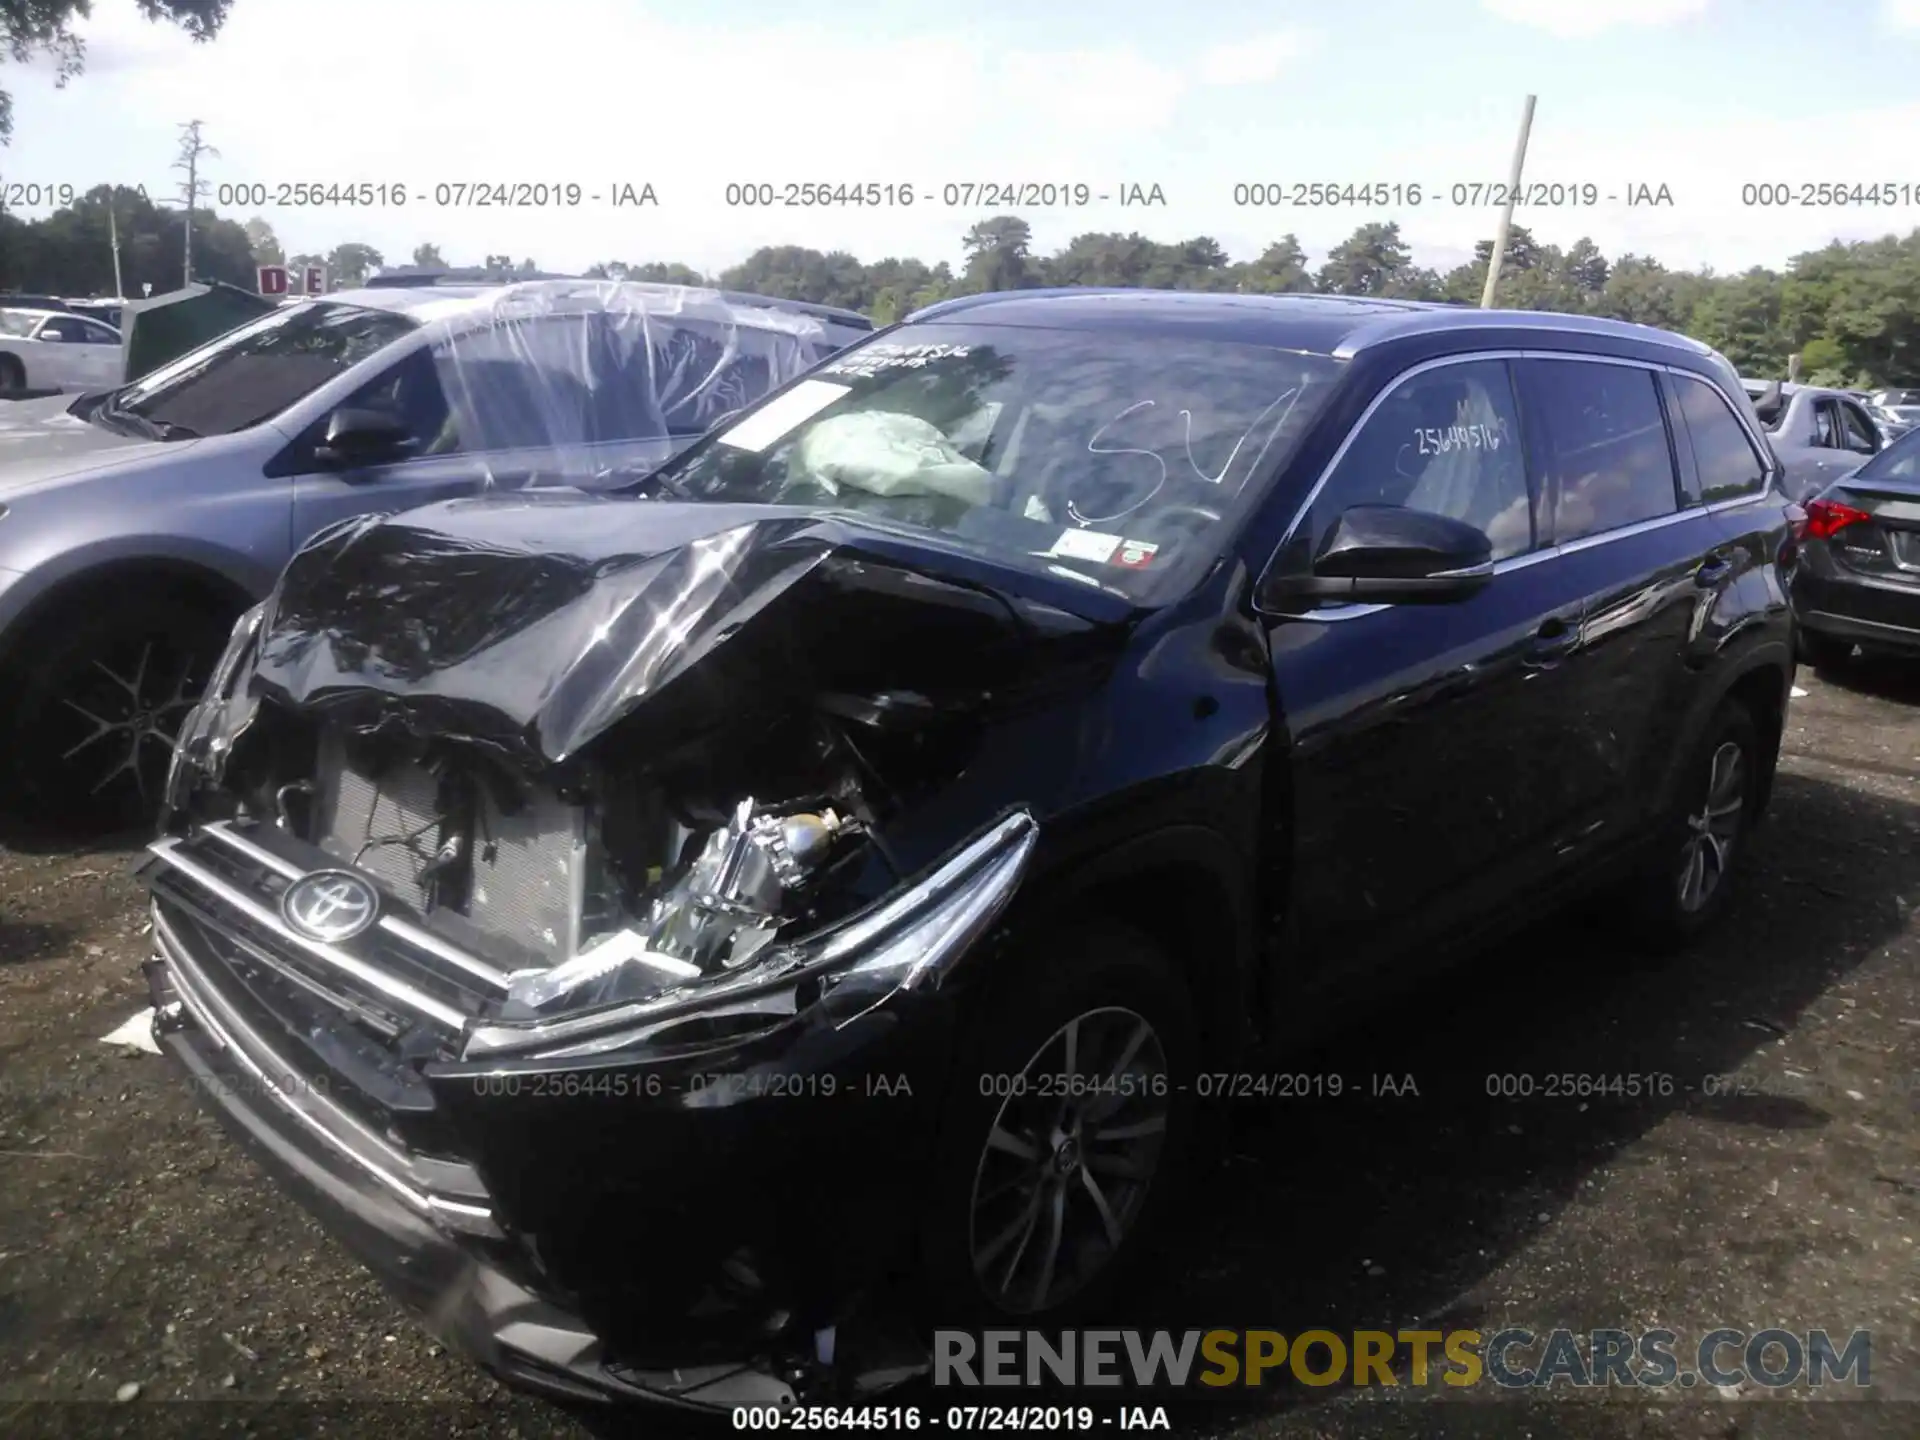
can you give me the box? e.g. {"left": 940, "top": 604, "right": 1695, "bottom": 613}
{"left": 4, "top": 187, "right": 1916, "bottom": 388}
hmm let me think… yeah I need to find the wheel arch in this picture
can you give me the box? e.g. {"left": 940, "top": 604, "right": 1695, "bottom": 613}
{"left": 998, "top": 824, "right": 1260, "bottom": 1062}
{"left": 1654, "top": 646, "right": 1791, "bottom": 820}
{"left": 0, "top": 556, "right": 255, "bottom": 678}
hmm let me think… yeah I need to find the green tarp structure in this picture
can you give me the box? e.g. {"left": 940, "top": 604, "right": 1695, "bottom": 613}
{"left": 120, "top": 281, "right": 280, "bottom": 383}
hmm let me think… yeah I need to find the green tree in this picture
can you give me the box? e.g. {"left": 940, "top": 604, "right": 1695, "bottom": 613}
{"left": 1316, "top": 222, "right": 1416, "bottom": 296}
{"left": 325, "top": 242, "right": 383, "bottom": 288}
{"left": 411, "top": 242, "right": 446, "bottom": 267}
{"left": 959, "top": 216, "right": 1037, "bottom": 293}
{"left": 243, "top": 216, "right": 282, "bottom": 267}
{"left": 1, "top": 1, "right": 233, "bottom": 144}
{"left": 1234, "top": 236, "right": 1315, "bottom": 293}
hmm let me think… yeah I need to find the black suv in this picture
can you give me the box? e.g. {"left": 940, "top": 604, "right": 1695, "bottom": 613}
{"left": 142, "top": 290, "right": 1796, "bottom": 1411}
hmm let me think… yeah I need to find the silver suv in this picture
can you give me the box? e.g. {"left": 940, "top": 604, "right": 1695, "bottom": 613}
{"left": 0, "top": 279, "right": 868, "bottom": 827}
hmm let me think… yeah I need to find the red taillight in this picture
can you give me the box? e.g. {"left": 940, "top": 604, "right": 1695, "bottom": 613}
{"left": 1804, "top": 497, "right": 1873, "bottom": 539}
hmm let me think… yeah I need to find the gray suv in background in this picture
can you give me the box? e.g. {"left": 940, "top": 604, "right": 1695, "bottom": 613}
{"left": 0, "top": 279, "right": 870, "bottom": 829}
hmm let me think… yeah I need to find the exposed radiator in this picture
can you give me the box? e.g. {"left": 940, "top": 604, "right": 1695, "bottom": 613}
{"left": 313, "top": 730, "right": 587, "bottom": 967}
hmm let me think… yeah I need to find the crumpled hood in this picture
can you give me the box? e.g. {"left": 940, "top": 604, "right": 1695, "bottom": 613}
{"left": 250, "top": 491, "right": 1132, "bottom": 768}
{"left": 0, "top": 393, "right": 168, "bottom": 495}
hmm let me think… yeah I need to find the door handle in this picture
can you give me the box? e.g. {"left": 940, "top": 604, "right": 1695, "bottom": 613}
{"left": 1525, "top": 616, "right": 1581, "bottom": 664}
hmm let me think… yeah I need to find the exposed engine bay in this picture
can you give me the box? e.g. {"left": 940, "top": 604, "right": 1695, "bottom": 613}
{"left": 160, "top": 498, "right": 1119, "bottom": 1051}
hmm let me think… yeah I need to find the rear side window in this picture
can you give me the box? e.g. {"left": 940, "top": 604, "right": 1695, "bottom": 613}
{"left": 1301, "top": 357, "right": 1535, "bottom": 562}
{"left": 1670, "top": 373, "right": 1766, "bottom": 502}
{"left": 1520, "top": 359, "right": 1678, "bottom": 543}
{"left": 1839, "top": 402, "right": 1879, "bottom": 454}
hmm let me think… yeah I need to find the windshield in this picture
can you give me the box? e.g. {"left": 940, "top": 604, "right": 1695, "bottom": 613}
{"left": 108, "top": 301, "right": 416, "bottom": 437}
{"left": 652, "top": 323, "right": 1345, "bottom": 599}
{"left": 0, "top": 311, "right": 38, "bottom": 337}
{"left": 1856, "top": 425, "right": 1920, "bottom": 482}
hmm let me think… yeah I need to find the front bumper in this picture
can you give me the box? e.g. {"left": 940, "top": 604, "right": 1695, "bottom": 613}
{"left": 137, "top": 812, "right": 1026, "bottom": 1409}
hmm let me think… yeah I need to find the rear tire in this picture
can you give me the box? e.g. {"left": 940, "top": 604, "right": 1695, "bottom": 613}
{"left": 0, "top": 594, "right": 234, "bottom": 835}
{"left": 1796, "top": 629, "right": 1854, "bottom": 673}
{"left": 919, "top": 923, "right": 1197, "bottom": 1326}
{"left": 1618, "top": 698, "right": 1761, "bottom": 953}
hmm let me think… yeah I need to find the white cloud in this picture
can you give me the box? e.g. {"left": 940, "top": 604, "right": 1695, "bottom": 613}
{"left": 1883, "top": 0, "right": 1920, "bottom": 27}
{"left": 1195, "top": 30, "right": 1316, "bottom": 87}
{"left": 1481, "top": 0, "right": 1712, "bottom": 39}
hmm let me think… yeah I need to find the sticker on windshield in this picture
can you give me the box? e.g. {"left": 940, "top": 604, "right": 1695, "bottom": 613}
{"left": 717, "top": 379, "right": 852, "bottom": 452}
{"left": 820, "top": 343, "right": 974, "bottom": 379}
{"left": 1114, "top": 539, "right": 1159, "bottom": 568}
{"left": 1042, "top": 529, "right": 1123, "bottom": 564}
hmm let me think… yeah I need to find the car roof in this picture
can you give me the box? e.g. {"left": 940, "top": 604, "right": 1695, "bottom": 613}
{"left": 0, "top": 307, "right": 68, "bottom": 322}
{"left": 905, "top": 288, "right": 1716, "bottom": 360}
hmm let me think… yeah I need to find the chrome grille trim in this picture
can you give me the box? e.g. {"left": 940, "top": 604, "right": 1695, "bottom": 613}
{"left": 199, "top": 821, "right": 513, "bottom": 992}
{"left": 147, "top": 836, "right": 471, "bottom": 1032}
{"left": 152, "top": 905, "right": 501, "bottom": 1239}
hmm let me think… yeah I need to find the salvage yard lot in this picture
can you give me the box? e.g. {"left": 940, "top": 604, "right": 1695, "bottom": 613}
{"left": 1, "top": 665, "right": 1916, "bottom": 1439}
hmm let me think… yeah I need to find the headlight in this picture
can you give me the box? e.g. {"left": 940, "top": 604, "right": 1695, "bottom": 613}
{"left": 164, "top": 602, "right": 267, "bottom": 814}
{"left": 461, "top": 809, "right": 1039, "bottom": 1060}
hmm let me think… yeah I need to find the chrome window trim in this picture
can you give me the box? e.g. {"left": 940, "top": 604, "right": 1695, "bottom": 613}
{"left": 1256, "top": 347, "right": 1765, "bottom": 623}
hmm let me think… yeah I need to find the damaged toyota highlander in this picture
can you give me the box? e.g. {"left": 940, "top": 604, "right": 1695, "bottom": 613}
{"left": 140, "top": 289, "right": 1797, "bottom": 1411}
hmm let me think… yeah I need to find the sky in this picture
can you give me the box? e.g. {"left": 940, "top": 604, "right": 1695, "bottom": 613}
{"left": 5, "top": 0, "right": 1920, "bottom": 280}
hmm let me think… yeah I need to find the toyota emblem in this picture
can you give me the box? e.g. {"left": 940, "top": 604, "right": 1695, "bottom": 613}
{"left": 280, "top": 870, "right": 380, "bottom": 943}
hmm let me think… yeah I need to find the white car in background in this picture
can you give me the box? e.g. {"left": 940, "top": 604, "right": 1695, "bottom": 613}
{"left": 0, "top": 307, "right": 124, "bottom": 394}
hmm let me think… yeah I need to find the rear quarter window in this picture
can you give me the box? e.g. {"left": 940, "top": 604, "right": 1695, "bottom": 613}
{"left": 1669, "top": 373, "right": 1767, "bottom": 503}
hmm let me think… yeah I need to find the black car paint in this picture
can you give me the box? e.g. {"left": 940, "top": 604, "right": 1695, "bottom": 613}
{"left": 143, "top": 296, "right": 1797, "bottom": 1409}
{"left": 1790, "top": 460, "right": 1920, "bottom": 657}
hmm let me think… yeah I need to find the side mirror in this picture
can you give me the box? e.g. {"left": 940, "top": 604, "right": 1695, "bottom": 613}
{"left": 1259, "top": 504, "right": 1494, "bottom": 608}
{"left": 314, "top": 407, "right": 419, "bottom": 468}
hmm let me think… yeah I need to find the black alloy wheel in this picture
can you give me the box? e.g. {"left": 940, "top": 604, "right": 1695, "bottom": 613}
{"left": 1621, "top": 697, "right": 1761, "bottom": 951}
{"left": 967, "top": 1005, "right": 1173, "bottom": 1315}
{"left": 2, "top": 598, "right": 230, "bottom": 833}
{"left": 921, "top": 923, "right": 1196, "bottom": 1324}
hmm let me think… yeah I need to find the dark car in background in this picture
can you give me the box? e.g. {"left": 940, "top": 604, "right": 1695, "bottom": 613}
{"left": 141, "top": 290, "right": 1794, "bottom": 1412}
{"left": 1790, "top": 422, "right": 1920, "bottom": 668}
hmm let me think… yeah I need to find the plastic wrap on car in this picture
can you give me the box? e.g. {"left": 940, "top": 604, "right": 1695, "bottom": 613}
{"left": 425, "top": 281, "right": 832, "bottom": 488}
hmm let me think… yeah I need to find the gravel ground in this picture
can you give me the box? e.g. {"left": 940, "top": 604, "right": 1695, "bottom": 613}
{"left": 1, "top": 662, "right": 1916, "bottom": 1440}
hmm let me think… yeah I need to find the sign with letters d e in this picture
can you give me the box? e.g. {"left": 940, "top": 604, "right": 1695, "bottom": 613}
{"left": 257, "top": 265, "right": 288, "bottom": 295}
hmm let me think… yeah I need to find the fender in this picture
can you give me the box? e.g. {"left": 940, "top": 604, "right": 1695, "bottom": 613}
{"left": 1002, "top": 819, "right": 1260, "bottom": 1059}
{"left": 1650, "top": 637, "right": 1793, "bottom": 819}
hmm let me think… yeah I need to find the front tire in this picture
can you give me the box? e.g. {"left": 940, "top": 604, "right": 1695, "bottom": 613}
{"left": 0, "top": 595, "right": 233, "bottom": 833}
{"left": 1620, "top": 698, "right": 1761, "bottom": 952}
{"left": 919, "top": 923, "right": 1196, "bottom": 1325}
{"left": 0, "top": 354, "right": 25, "bottom": 395}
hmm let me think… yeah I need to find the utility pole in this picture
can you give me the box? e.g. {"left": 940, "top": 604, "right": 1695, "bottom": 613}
{"left": 108, "top": 197, "right": 124, "bottom": 299}
{"left": 1481, "top": 95, "right": 1538, "bottom": 309}
{"left": 173, "top": 120, "right": 219, "bottom": 287}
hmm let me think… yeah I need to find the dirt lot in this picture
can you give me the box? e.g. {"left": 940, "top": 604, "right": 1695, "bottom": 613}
{"left": 1, "top": 662, "right": 1917, "bottom": 1440}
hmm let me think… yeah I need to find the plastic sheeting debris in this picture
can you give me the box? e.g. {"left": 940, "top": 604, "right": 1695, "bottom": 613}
{"left": 100, "top": 1007, "right": 161, "bottom": 1054}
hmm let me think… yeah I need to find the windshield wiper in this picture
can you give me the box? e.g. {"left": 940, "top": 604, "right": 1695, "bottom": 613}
{"left": 92, "top": 395, "right": 197, "bottom": 441}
